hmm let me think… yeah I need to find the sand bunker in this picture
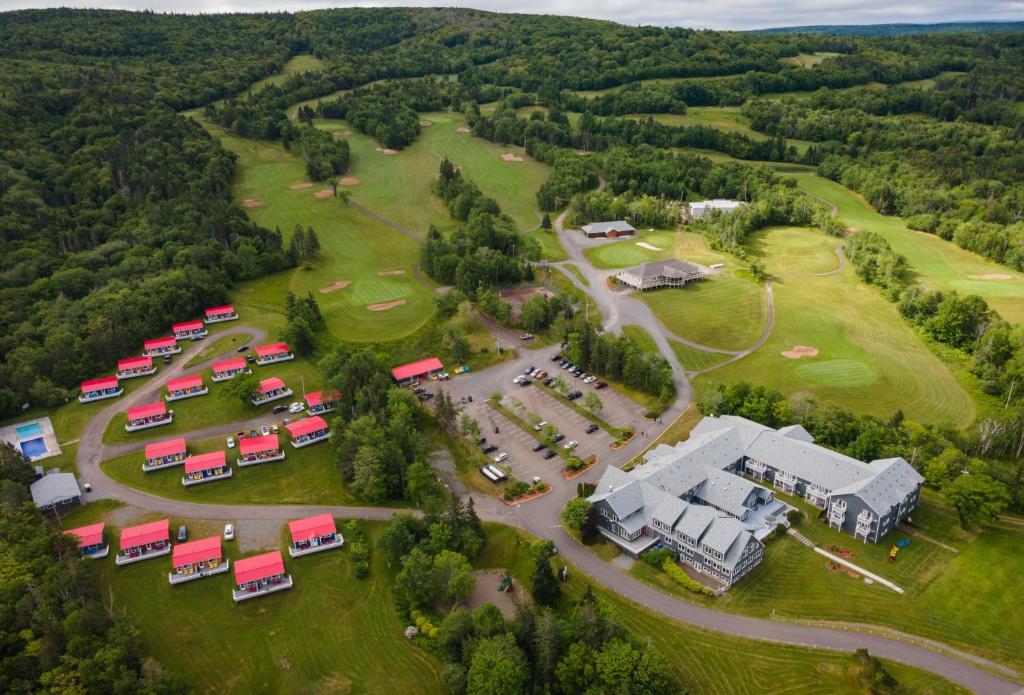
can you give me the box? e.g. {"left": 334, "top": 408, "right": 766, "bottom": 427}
{"left": 501, "top": 153, "right": 524, "bottom": 162}
{"left": 968, "top": 274, "right": 1012, "bottom": 280}
{"left": 456, "top": 126, "right": 471, "bottom": 133}
{"left": 577, "top": 150, "right": 592, "bottom": 156}
{"left": 342, "top": 130, "right": 353, "bottom": 136}
{"left": 339, "top": 177, "right": 360, "bottom": 186}
{"left": 782, "top": 345, "right": 819, "bottom": 359}
{"left": 377, "top": 269, "right": 406, "bottom": 276}
{"left": 288, "top": 182, "right": 313, "bottom": 190}
{"left": 242, "top": 198, "right": 264, "bottom": 208}
{"left": 319, "top": 280, "right": 351, "bottom": 294}
{"left": 419, "top": 120, "right": 432, "bottom": 127}
{"left": 368, "top": 300, "right": 406, "bottom": 312}
{"left": 636, "top": 242, "right": 662, "bottom": 251}
{"left": 315, "top": 189, "right": 333, "bottom": 199}
{"left": 375, "top": 147, "right": 398, "bottom": 156}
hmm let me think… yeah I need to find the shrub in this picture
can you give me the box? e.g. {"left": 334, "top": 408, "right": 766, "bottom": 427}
{"left": 350, "top": 541, "right": 371, "bottom": 579}
{"left": 565, "top": 455, "right": 584, "bottom": 472}
{"left": 503, "top": 479, "right": 531, "bottom": 500}
{"left": 535, "top": 481, "right": 548, "bottom": 492}
{"left": 411, "top": 610, "right": 440, "bottom": 639}
{"left": 642, "top": 547, "right": 674, "bottom": 568}
{"left": 786, "top": 509, "right": 804, "bottom": 526}
{"left": 662, "top": 559, "right": 714, "bottom": 596}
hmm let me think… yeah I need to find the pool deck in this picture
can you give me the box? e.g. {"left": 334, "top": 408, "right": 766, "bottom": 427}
{"left": 0, "top": 416, "right": 62, "bottom": 462}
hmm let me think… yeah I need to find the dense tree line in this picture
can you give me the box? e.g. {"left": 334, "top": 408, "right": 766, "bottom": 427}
{"left": 843, "top": 231, "right": 908, "bottom": 289}
{"left": 295, "top": 124, "right": 350, "bottom": 180}
{"left": 567, "top": 190, "right": 680, "bottom": 228}
{"left": 565, "top": 323, "right": 675, "bottom": 404}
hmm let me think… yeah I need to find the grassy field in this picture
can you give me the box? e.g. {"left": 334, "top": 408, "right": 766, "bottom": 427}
{"left": 780, "top": 51, "right": 841, "bottom": 67}
{"left": 672, "top": 341, "right": 732, "bottom": 372}
{"left": 624, "top": 108, "right": 815, "bottom": 154}
{"left": 798, "top": 175, "right": 1024, "bottom": 323}
{"left": 525, "top": 227, "right": 568, "bottom": 261}
{"left": 697, "top": 226, "right": 975, "bottom": 426}
{"left": 585, "top": 228, "right": 725, "bottom": 270}
{"left": 184, "top": 333, "right": 248, "bottom": 367}
{"left": 621, "top": 325, "right": 658, "bottom": 353}
{"left": 250, "top": 54, "right": 324, "bottom": 92}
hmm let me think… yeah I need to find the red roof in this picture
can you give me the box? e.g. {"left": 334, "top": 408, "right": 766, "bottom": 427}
{"left": 119, "top": 518, "right": 169, "bottom": 551}
{"left": 391, "top": 357, "right": 443, "bottom": 381}
{"left": 173, "top": 320, "right": 204, "bottom": 333}
{"left": 305, "top": 390, "right": 340, "bottom": 407}
{"left": 145, "top": 437, "right": 187, "bottom": 460}
{"left": 184, "top": 450, "right": 226, "bottom": 474}
{"left": 256, "top": 342, "right": 289, "bottom": 357}
{"left": 258, "top": 377, "right": 286, "bottom": 394}
{"left": 144, "top": 336, "right": 177, "bottom": 350}
{"left": 288, "top": 513, "right": 336, "bottom": 543}
{"left": 205, "top": 305, "right": 234, "bottom": 317}
{"left": 126, "top": 401, "right": 167, "bottom": 422}
{"left": 235, "top": 551, "right": 285, "bottom": 585}
{"left": 67, "top": 522, "right": 104, "bottom": 547}
{"left": 213, "top": 357, "right": 246, "bottom": 373}
{"left": 167, "top": 374, "right": 203, "bottom": 392}
{"left": 81, "top": 376, "right": 118, "bottom": 392}
{"left": 118, "top": 356, "right": 153, "bottom": 371}
{"left": 239, "top": 433, "right": 279, "bottom": 455}
{"left": 285, "top": 416, "right": 328, "bottom": 439}
{"left": 172, "top": 535, "right": 222, "bottom": 567}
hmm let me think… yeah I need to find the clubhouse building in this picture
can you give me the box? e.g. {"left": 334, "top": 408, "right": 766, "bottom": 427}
{"left": 170, "top": 536, "right": 229, "bottom": 584}
{"left": 255, "top": 342, "right": 294, "bottom": 366}
{"left": 143, "top": 336, "right": 180, "bottom": 357}
{"left": 391, "top": 357, "right": 444, "bottom": 385}
{"left": 172, "top": 320, "right": 207, "bottom": 340}
{"left": 80, "top": 376, "right": 122, "bottom": 403}
{"left": 284, "top": 416, "right": 329, "bottom": 448}
{"left": 165, "top": 374, "right": 208, "bottom": 401}
{"left": 182, "top": 450, "right": 232, "bottom": 486}
{"left": 237, "top": 433, "right": 285, "bottom": 467}
{"left": 143, "top": 437, "right": 187, "bottom": 472}
{"left": 685, "top": 199, "right": 745, "bottom": 220}
{"left": 125, "top": 401, "right": 172, "bottom": 432}
{"left": 204, "top": 305, "right": 238, "bottom": 323}
{"left": 66, "top": 522, "right": 108, "bottom": 559}
{"left": 116, "top": 519, "right": 171, "bottom": 566}
{"left": 117, "top": 355, "right": 156, "bottom": 379}
{"left": 251, "top": 377, "right": 292, "bottom": 405}
{"left": 581, "top": 220, "right": 637, "bottom": 238}
{"left": 212, "top": 357, "right": 250, "bottom": 382}
{"left": 615, "top": 259, "right": 708, "bottom": 291}
{"left": 233, "top": 551, "right": 292, "bottom": 602}
{"left": 288, "top": 513, "right": 344, "bottom": 557}
{"left": 305, "top": 389, "right": 340, "bottom": 415}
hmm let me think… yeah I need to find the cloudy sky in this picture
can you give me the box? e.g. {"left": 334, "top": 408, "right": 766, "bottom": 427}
{"left": 1, "top": 0, "right": 1022, "bottom": 30}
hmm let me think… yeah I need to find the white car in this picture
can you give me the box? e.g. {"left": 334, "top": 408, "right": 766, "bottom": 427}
{"left": 494, "top": 452, "right": 509, "bottom": 463}
{"left": 512, "top": 375, "right": 525, "bottom": 385}
{"left": 260, "top": 425, "right": 270, "bottom": 436}
{"left": 563, "top": 440, "right": 578, "bottom": 450}
{"left": 226, "top": 436, "right": 235, "bottom": 449}
{"left": 583, "top": 375, "right": 597, "bottom": 384}
{"left": 288, "top": 402, "right": 305, "bottom": 414}
{"left": 534, "top": 420, "right": 548, "bottom": 431}
{"left": 223, "top": 524, "right": 234, "bottom": 541}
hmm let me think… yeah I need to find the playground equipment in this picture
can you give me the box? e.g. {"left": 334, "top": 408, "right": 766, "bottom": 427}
{"left": 887, "top": 538, "right": 911, "bottom": 562}
{"left": 497, "top": 574, "right": 513, "bottom": 593}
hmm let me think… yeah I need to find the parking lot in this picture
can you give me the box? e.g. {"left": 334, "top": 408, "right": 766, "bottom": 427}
{"left": 479, "top": 405, "right": 565, "bottom": 485}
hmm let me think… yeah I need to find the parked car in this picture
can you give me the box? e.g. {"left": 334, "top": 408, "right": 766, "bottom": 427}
{"left": 249, "top": 429, "right": 258, "bottom": 438}
{"left": 595, "top": 381, "right": 608, "bottom": 390}
{"left": 542, "top": 450, "right": 558, "bottom": 460}
{"left": 571, "top": 367, "right": 584, "bottom": 377}
{"left": 237, "top": 345, "right": 250, "bottom": 352}
{"left": 534, "top": 420, "right": 548, "bottom": 431}
{"left": 563, "top": 440, "right": 578, "bottom": 450}
{"left": 482, "top": 444, "right": 498, "bottom": 454}
{"left": 494, "top": 452, "right": 509, "bottom": 463}
{"left": 520, "top": 333, "right": 534, "bottom": 341}
{"left": 177, "top": 525, "right": 188, "bottom": 542}
{"left": 288, "top": 402, "right": 305, "bottom": 414}
{"left": 536, "top": 370, "right": 548, "bottom": 379}
{"left": 223, "top": 524, "right": 234, "bottom": 541}
{"left": 191, "top": 334, "right": 205, "bottom": 341}
{"left": 559, "top": 360, "right": 570, "bottom": 369}
{"left": 583, "top": 375, "right": 597, "bottom": 384}
{"left": 226, "top": 436, "right": 235, "bottom": 449}
{"left": 82, "top": 482, "right": 92, "bottom": 493}
{"left": 271, "top": 424, "right": 279, "bottom": 433}
{"left": 162, "top": 355, "right": 172, "bottom": 364}
{"left": 512, "top": 374, "right": 526, "bottom": 385}
{"left": 532, "top": 442, "right": 547, "bottom": 452}
{"left": 585, "top": 423, "right": 600, "bottom": 434}
{"left": 260, "top": 425, "right": 270, "bottom": 436}
{"left": 245, "top": 353, "right": 256, "bottom": 362}
{"left": 524, "top": 366, "right": 535, "bottom": 375}
{"left": 519, "top": 378, "right": 532, "bottom": 387}
{"left": 530, "top": 368, "right": 541, "bottom": 378}
{"left": 477, "top": 436, "right": 487, "bottom": 444}
{"left": 273, "top": 404, "right": 288, "bottom": 414}
{"left": 551, "top": 354, "right": 562, "bottom": 362}
{"left": 552, "top": 433, "right": 566, "bottom": 443}
{"left": 542, "top": 377, "right": 555, "bottom": 387}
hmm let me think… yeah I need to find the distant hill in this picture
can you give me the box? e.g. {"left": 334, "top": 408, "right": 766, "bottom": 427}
{"left": 752, "top": 21, "right": 1024, "bottom": 36}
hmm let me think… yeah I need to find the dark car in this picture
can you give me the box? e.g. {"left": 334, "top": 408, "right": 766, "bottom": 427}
{"left": 532, "top": 442, "right": 547, "bottom": 452}
{"left": 552, "top": 433, "right": 565, "bottom": 443}
{"left": 524, "top": 366, "right": 535, "bottom": 375}
{"left": 245, "top": 353, "right": 256, "bottom": 363}
{"left": 519, "top": 378, "right": 532, "bottom": 387}
{"left": 542, "top": 377, "right": 555, "bottom": 387}
{"left": 594, "top": 381, "right": 607, "bottom": 390}
{"left": 162, "top": 355, "right": 172, "bottom": 364}
{"left": 551, "top": 354, "right": 562, "bottom": 362}
{"left": 542, "top": 450, "right": 558, "bottom": 460}
{"left": 585, "top": 423, "right": 600, "bottom": 434}
{"left": 477, "top": 436, "right": 487, "bottom": 444}
{"left": 177, "top": 525, "right": 187, "bottom": 542}
{"left": 237, "top": 345, "right": 250, "bottom": 352}
{"left": 273, "top": 404, "right": 288, "bottom": 413}
{"left": 482, "top": 444, "right": 498, "bottom": 454}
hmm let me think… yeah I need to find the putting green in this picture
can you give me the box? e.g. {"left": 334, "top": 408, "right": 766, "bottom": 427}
{"left": 794, "top": 359, "right": 877, "bottom": 387}
{"left": 587, "top": 230, "right": 725, "bottom": 270}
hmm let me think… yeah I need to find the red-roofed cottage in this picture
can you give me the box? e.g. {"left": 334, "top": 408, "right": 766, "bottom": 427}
{"left": 169, "top": 536, "right": 229, "bottom": 585}
{"left": 233, "top": 550, "right": 292, "bottom": 602}
{"left": 125, "top": 401, "right": 172, "bottom": 432}
{"left": 237, "top": 433, "right": 285, "bottom": 467}
{"left": 117, "top": 355, "right": 156, "bottom": 379}
{"left": 182, "top": 450, "right": 232, "bottom": 487}
{"left": 288, "top": 513, "right": 343, "bottom": 557}
{"left": 204, "top": 305, "right": 238, "bottom": 324}
{"left": 255, "top": 342, "right": 294, "bottom": 366}
{"left": 211, "top": 357, "right": 250, "bottom": 382}
{"left": 305, "top": 389, "right": 340, "bottom": 415}
{"left": 79, "top": 376, "right": 122, "bottom": 403}
{"left": 66, "top": 522, "right": 108, "bottom": 559}
{"left": 391, "top": 357, "right": 444, "bottom": 385}
{"left": 143, "top": 336, "right": 180, "bottom": 357}
{"left": 143, "top": 438, "right": 187, "bottom": 472}
{"left": 165, "top": 374, "right": 208, "bottom": 402}
{"left": 172, "top": 320, "right": 207, "bottom": 340}
{"left": 251, "top": 377, "right": 292, "bottom": 405}
{"left": 284, "top": 416, "right": 330, "bottom": 448}
{"left": 116, "top": 519, "right": 171, "bottom": 566}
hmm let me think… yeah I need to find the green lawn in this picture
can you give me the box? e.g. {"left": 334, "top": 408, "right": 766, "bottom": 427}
{"left": 797, "top": 175, "right": 1024, "bottom": 323}
{"left": 97, "top": 522, "right": 443, "bottom": 694}
{"left": 525, "top": 227, "right": 568, "bottom": 261}
{"left": 672, "top": 341, "right": 732, "bottom": 372}
{"left": 621, "top": 325, "right": 658, "bottom": 353}
{"left": 585, "top": 229, "right": 725, "bottom": 270}
{"left": 697, "top": 226, "right": 976, "bottom": 426}
{"left": 625, "top": 108, "right": 815, "bottom": 154}
{"left": 184, "top": 333, "right": 248, "bottom": 367}
{"left": 560, "top": 262, "right": 588, "bottom": 286}
{"left": 748, "top": 225, "right": 840, "bottom": 277}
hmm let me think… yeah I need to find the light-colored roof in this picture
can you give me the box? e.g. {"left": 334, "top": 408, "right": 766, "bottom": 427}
{"left": 651, "top": 495, "right": 689, "bottom": 529}
{"left": 744, "top": 430, "right": 873, "bottom": 493}
{"left": 30, "top": 472, "right": 80, "bottom": 508}
{"left": 699, "top": 516, "right": 744, "bottom": 556}
{"left": 582, "top": 220, "right": 636, "bottom": 234}
{"left": 693, "top": 467, "right": 759, "bottom": 518}
{"left": 831, "top": 457, "right": 924, "bottom": 514}
{"left": 674, "top": 504, "right": 717, "bottom": 540}
{"left": 778, "top": 424, "right": 815, "bottom": 443}
{"left": 690, "top": 199, "right": 744, "bottom": 211}
{"left": 631, "top": 259, "right": 704, "bottom": 281}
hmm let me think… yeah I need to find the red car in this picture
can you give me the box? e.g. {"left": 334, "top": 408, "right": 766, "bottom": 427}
{"left": 594, "top": 381, "right": 607, "bottom": 390}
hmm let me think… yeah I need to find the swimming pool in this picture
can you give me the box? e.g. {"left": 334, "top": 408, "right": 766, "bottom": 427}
{"left": 16, "top": 422, "right": 42, "bottom": 439}
{"left": 20, "top": 438, "right": 48, "bottom": 458}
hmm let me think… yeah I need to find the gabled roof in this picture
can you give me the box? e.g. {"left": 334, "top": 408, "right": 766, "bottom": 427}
{"left": 674, "top": 505, "right": 718, "bottom": 541}
{"left": 167, "top": 374, "right": 203, "bottom": 391}
{"left": 184, "top": 450, "right": 226, "bottom": 474}
{"left": 30, "top": 472, "right": 80, "bottom": 508}
{"left": 81, "top": 376, "right": 118, "bottom": 392}
{"left": 118, "top": 355, "right": 153, "bottom": 370}
{"left": 239, "top": 434, "right": 279, "bottom": 455}
{"left": 258, "top": 377, "right": 286, "bottom": 393}
{"left": 119, "top": 519, "right": 169, "bottom": 550}
{"left": 212, "top": 357, "right": 246, "bottom": 372}
{"left": 144, "top": 336, "right": 177, "bottom": 350}
{"left": 391, "top": 357, "right": 443, "bottom": 381}
{"left": 778, "top": 424, "right": 815, "bottom": 443}
{"left": 699, "top": 516, "right": 744, "bottom": 556}
{"left": 126, "top": 401, "right": 166, "bottom": 421}
{"left": 289, "top": 513, "right": 337, "bottom": 542}
{"left": 145, "top": 437, "right": 187, "bottom": 460}
{"left": 285, "top": 416, "right": 328, "bottom": 438}
{"left": 173, "top": 535, "right": 222, "bottom": 566}
{"left": 744, "top": 430, "right": 873, "bottom": 492}
{"left": 831, "top": 457, "right": 923, "bottom": 514}
{"left": 172, "top": 320, "right": 204, "bottom": 332}
{"left": 650, "top": 496, "right": 689, "bottom": 529}
{"left": 235, "top": 551, "right": 285, "bottom": 584}
{"left": 66, "top": 522, "right": 104, "bottom": 547}
{"left": 630, "top": 259, "right": 704, "bottom": 281}
{"left": 205, "top": 305, "right": 234, "bottom": 317}
{"left": 582, "top": 220, "right": 636, "bottom": 234}
{"left": 256, "top": 342, "right": 290, "bottom": 357}
{"left": 693, "top": 467, "right": 760, "bottom": 518}
{"left": 305, "top": 390, "right": 340, "bottom": 407}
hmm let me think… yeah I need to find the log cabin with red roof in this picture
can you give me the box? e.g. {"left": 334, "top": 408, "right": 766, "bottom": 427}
{"left": 116, "top": 519, "right": 171, "bottom": 566}
{"left": 391, "top": 357, "right": 444, "bottom": 385}
{"left": 79, "top": 376, "right": 122, "bottom": 403}
{"left": 284, "top": 415, "right": 330, "bottom": 448}
{"left": 211, "top": 357, "right": 250, "bottom": 382}
{"left": 169, "top": 536, "right": 229, "bottom": 584}
{"left": 66, "top": 522, "right": 108, "bottom": 559}
{"left": 204, "top": 304, "right": 238, "bottom": 324}
{"left": 143, "top": 336, "right": 180, "bottom": 357}
{"left": 125, "top": 401, "right": 172, "bottom": 432}
{"left": 165, "top": 373, "right": 208, "bottom": 401}
{"left": 232, "top": 550, "right": 292, "bottom": 602}
{"left": 172, "top": 319, "right": 208, "bottom": 340}
{"left": 288, "top": 513, "right": 343, "bottom": 557}
{"left": 305, "top": 389, "right": 340, "bottom": 415}
{"left": 182, "top": 450, "right": 232, "bottom": 486}
{"left": 255, "top": 341, "right": 294, "bottom": 365}
{"left": 117, "top": 355, "right": 156, "bottom": 379}
{"left": 143, "top": 437, "right": 187, "bottom": 472}
{"left": 237, "top": 433, "right": 285, "bottom": 467}
{"left": 251, "top": 376, "right": 292, "bottom": 405}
